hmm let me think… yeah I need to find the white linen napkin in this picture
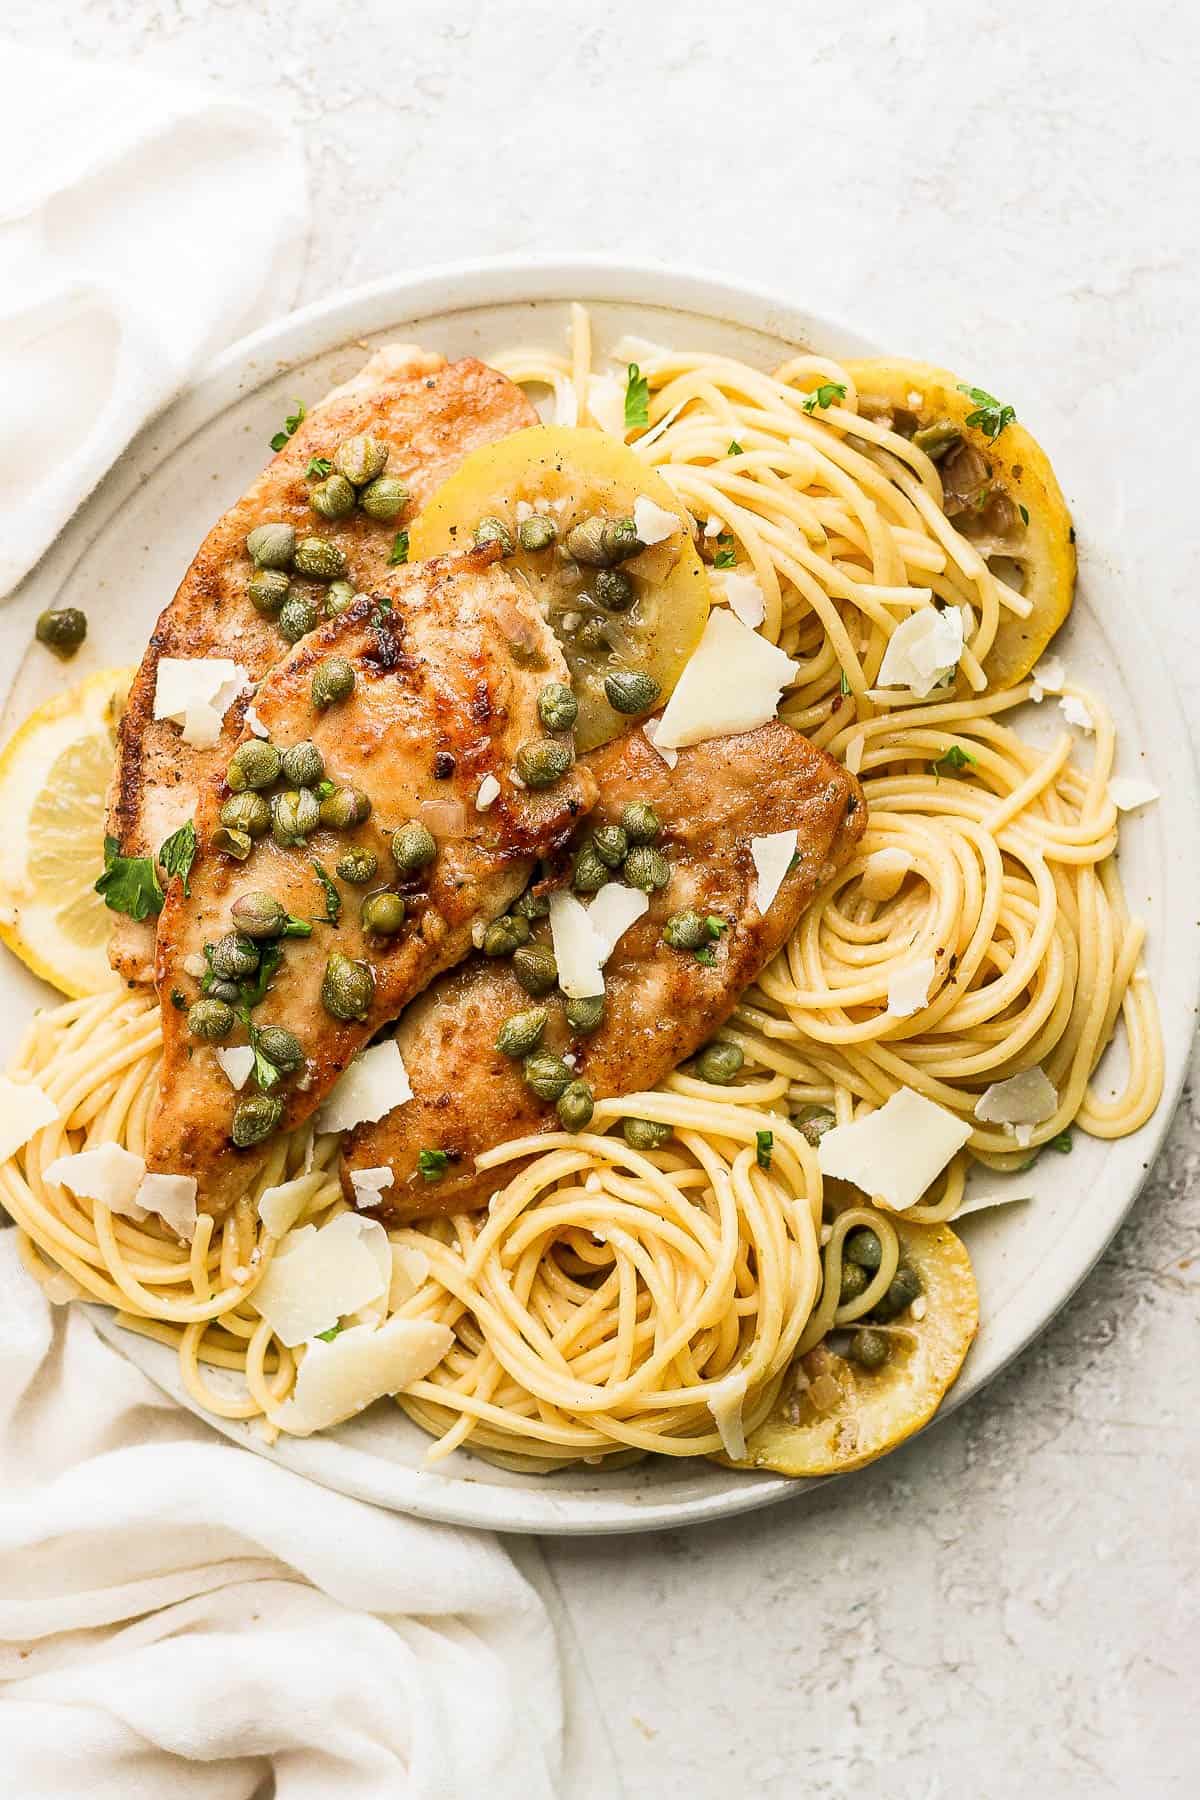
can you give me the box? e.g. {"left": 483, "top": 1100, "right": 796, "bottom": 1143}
{"left": 0, "top": 45, "right": 309, "bottom": 596}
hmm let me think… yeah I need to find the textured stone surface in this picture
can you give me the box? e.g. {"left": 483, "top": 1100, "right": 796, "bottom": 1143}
{"left": 7, "top": 3, "right": 1197, "bottom": 1793}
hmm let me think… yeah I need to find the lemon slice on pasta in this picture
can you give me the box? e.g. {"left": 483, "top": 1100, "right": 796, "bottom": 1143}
{"left": 0, "top": 667, "right": 131, "bottom": 997}
{"left": 844, "top": 358, "right": 1076, "bottom": 687}
{"left": 721, "top": 1220, "right": 978, "bottom": 1478}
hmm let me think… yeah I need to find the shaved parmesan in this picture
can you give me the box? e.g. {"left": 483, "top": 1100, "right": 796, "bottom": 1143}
{"left": 252, "top": 1213, "right": 390, "bottom": 1346}
{"left": 706, "top": 1369, "right": 750, "bottom": 1461}
{"left": 475, "top": 774, "right": 501, "bottom": 812}
{"left": 703, "top": 514, "right": 724, "bottom": 538}
{"left": 183, "top": 953, "right": 208, "bottom": 979}
{"left": 751, "top": 829, "right": 797, "bottom": 915}
{"left": 974, "top": 1067, "right": 1057, "bottom": 1132}
{"left": 954, "top": 1187, "right": 1034, "bottom": 1220}
{"left": 0, "top": 1075, "right": 58, "bottom": 1160}
{"left": 632, "top": 495, "right": 679, "bottom": 546}
{"left": 715, "top": 568, "right": 765, "bottom": 629}
{"left": 1059, "top": 694, "right": 1093, "bottom": 733}
{"left": 655, "top": 610, "right": 799, "bottom": 750}
{"left": 551, "top": 375, "right": 577, "bottom": 427}
{"left": 317, "top": 1041, "right": 412, "bottom": 1136}
{"left": 548, "top": 890, "right": 607, "bottom": 1000}
{"left": 642, "top": 716, "right": 678, "bottom": 768}
{"left": 886, "top": 956, "right": 936, "bottom": 1018}
{"left": 214, "top": 1045, "right": 254, "bottom": 1091}
{"left": 1108, "top": 777, "right": 1159, "bottom": 812}
{"left": 44, "top": 1143, "right": 147, "bottom": 1219}
{"left": 134, "top": 1172, "right": 197, "bottom": 1241}
{"left": 818, "top": 1089, "right": 971, "bottom": 1212}
{"left": 258, "top": 1170, "right": 324, "bottom": 1238}
{"left": 154, "top": 657, "right": 250, "bottom": 748}
{"left": 586, "top": 374, "right": 626, "bottom": 437}
{"left": 389, "top": 1244, "right": 431, "bottom": 1308}
{"left": 587, "top": 882, "right": 650, "bottom": 959}
{"left": 876, "top": 606, "right": 965, "bottom": 698}
{"left": 348, "top": 1165, "right": 394, "bottom": 1209}
{"left": 273, "top": 1316, "right": 453, "bottom": 1436}
{"left": 244, "top": 703, "right": 270, "bottom": 738}
{"left": 861, "top": 846, "right": 911, "bottom": 902}
{"left": 610, "top": 333, "right": 669, "bottom": 369}
{"left": 1028, "top": 655, "right": 1065, "bottom": 702}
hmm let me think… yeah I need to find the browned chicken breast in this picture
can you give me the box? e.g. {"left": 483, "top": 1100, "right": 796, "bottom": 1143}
{"left": 107, "top": 345, "right": 535, "bottom": 981}
{"left": 342, "top": 720, "right": 866, "bottom": 1219}
{"left": 146, "top": 551, "right": 596, "bottom": 1216}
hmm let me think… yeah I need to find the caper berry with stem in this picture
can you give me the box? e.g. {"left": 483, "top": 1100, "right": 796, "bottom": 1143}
{"left": 523, "top": 1051, "right": 572, "bottom": 1102}
{"left": 231, "top": 1093, "right": 284, "bottom": 1148}
{"left": 280, "top": 741, "right": 324, "bottom": 788}
{"left": 210, "top": 932, "right": 260, "bottom": 980}
{"left": 312, "top": 656, "right": 356, "bottom": 709}
{"left": 565, "top": 515, "right": 642, "bottom": 567}
{"left": 247, "top": 568, "right": 290, "bottom": 614}
{"left": 220, "top": 792, "right": 271, "bottom": 838}
{"left": 848, "top": 1327, "right": 892, "bottom": 1370}
{"left": 310, "top": 474, "right": 356, "bottom": 520}
{"left": 226, "top": 740, "right": 281, "bottom": 792}
{"left": 334, "top": 433, "right": 389, "bottom": 487}
{"left": 537, "top": 682, "right": 578, "bottom": 733}
{"left": 496, "top": 1008, "right": 547, "bottom": 1059}
{"left": 482, "top": 914, "right": 531, "bottom": 958}
{"left": 515, "top": 739, "right": 573, "bottom": 789}
{"left": 319, "top": 786, "right": 371, "bottom": 830}
{"left": 844, "top": 1227, "right": 882, "bottom": 1272}
{"left": 187, "top": 997, "right": 233, "bottom": 1041}
{"left": 565, "top": 993, "right": 605, "bottom": 1034}
{"left": 336, "top": 846, "right": 378, "bottom": 884}
{"left": 869, "top": 1262, "right": 922, "bottom": 1322}
{"left": 255, "top": 1025, "right": 304, "bottom": 1072}
{"left": 246, "top": 522, "right": 295, "bottom": 569}
{"left": 211, "top": 826, "right": 252, "bottom": 861}
{"left": 591, "top": 824, "right": 628, "bottom": 868}
{"left": 512, "top": 943, "right": 558, "bottom": 997}
{"left": 293, "top": 537, "right": 347, "bottom": 581}
{"left": 663, "top": 909, "right": 707, "bottom": 951}
{"left": 557, "top": 1080, "right": 594, "bottom": 1132}
{"left": 474, "top": 515, "right": 513, "bottom": 553}
{"left": 360, "top": 475, "right": 410, "bottom": 521}
{"left": 518, "top": 515, "right": 557, "bottom": 552}
{"left": 324, "top": 579, "right": 356, "bottom": 617}
{"left": 362, "top": 891, "right": 406, "bottom": 936}
{"left": 594, "top": 568, "right": 634, "bottom": 612}
{"left": 572, "top": 845, "right": 609, "bottom": 894}
{"left": 321, "top": 952, "right": 374, "bottom": 1021}
{"left": 696, "top": 1040, "right": 743, "bottom": 1085}
{"left": 623, "top": 845, "right": 670, "bottom": 892}
{"left": 391, "top": 820, "right": 436, "bottom": 874}
{"left": 605, "top": 671, "right": 661, "bottom": 715}
{"left": 620, "top": 801, "right": 661, "bottom": 844}
{"left": 271, "top": 787, "right": 320, "bottom": 846}
{"left": 839, "top": 1260, "right": 870, "bottom": 1304}
{"left": 279, "top": 594, "right": 319, "bottom": 643}
{"left": 623, "top": 1117, "right": 672, "bottom": 1151}
{"left": 231, "top": 891, "right": 289, "bottom": 940}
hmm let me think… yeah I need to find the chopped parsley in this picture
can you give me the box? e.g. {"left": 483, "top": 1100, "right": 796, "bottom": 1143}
{"left": 956, "top": 384, "right": 1015, "bottom": 443}
{"left": 931, "top": 744, "right": 977, "bottom": 778}
{"left": 389, "top": 530, "right": 409, "bottom": 566}
{"left": 269, "top": 399, "right": 306, "bottom": 453}
{"left": 1018, "top": 503, "right": 1030, "bottom": 526}
{"left": 839, "top": 669, "right": 851, "bottom": 696}
{"left": 310, "top": 859, "right": 341, "bottom": 926}
{"left": 236, "top": 941, "right": 282, "bottom": 1009}
{"left": 802, "top": 382, "right": 847, "bottom": 415}
{"left": 756, "top": 1129, "right": 774, "bottom": 1170}
{"left": 727, "top": 439, "right": 744, "bottom": 456}
{"left": 245, "top": 1020, "right": 284, "bottom": 1093}
{"left": 315, "top": 1324, "right": 341, "bottom": 1343}
{"left": 1050, "top": 1130, "right": 1073, "bottom": 1154}
{"left": 693, "top": 946, "right": 717, "bottom": 968}
{"left": 624, "top": 363, "right": 650, "bottom": 430}
{"left": 315, "top": 778, "right": 336, "bottom": 801}
{"left": 417, "top": 1147, "right": 450, "bottom": 1182}
{"left": 305, "top": 456, "right": 332, "bottom": 480}
{"left": 705, "top": 915, "right": 728, "bottom": 939}
{"left": 95, "top": 835, "right": 163, "bottom": 921}
{"left": 713, "top": 547, "right": 738, "bottom": 569}
{"left": 158, "top": 821, "right": 196, "bottom": 897}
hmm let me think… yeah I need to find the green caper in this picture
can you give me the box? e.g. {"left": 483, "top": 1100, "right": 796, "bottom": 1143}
{"left": 319, "top": 785, "right": 371, "bottom": 830}
{"left": 620, "top": 801, "right": 661, "bottom": 844}
{"left": 255, "top": 1024, "right": 304, "bottom": 1073}
{"left": 515, "top": 739, "right": 573, "bottom": 789}
{"left": 187, "top": 997, "right": 233, "bottom": 1041}
{"left": 591, "top": 824, "right": 628, "bottom": 869}
{"left": 696, "top": 1040, "right": 743, "bottom": 1085}
{"left": 231, "top": 1093, "right": 283, "bottom": 1148}
{"left": 564, "top": 515, "right": 642, "bottom": 567}
{"left": 518, "top": 514, "right": 557, "bottom": 552}
{"left": 334, "top": 433, "right": 389, "bottom": 487}
{"left": 512, "top": 943, "right": 558, "bottom": 997}
{"left": 210, "top": 932, "right": 260, "bottom": 980}
{"left": 537, "top": 682, "right": 578, "bottom": 733}
{"left": 324, "top": 579, "right": 357, "bottom": 617}
{"left": 271, "top": 787, "right": 320, "bottom": 846}
{"left": 280, "top": 741, "right": 325, "bottom": 787}
{"left": 869, "top": 1262, "right": 922, "bottom": 1323}
{"left": 359, "top": 475, "right": 410, "bottom": 521}
{"left": 211, "top": 826, "right": 252, "bottom": 861}
{"left": 496, "top": 1008, "right": 548, "bottom": 1058}
{"left": 565, "top": 994, "right": 605, "bottom": 1035}
{"left": 230, "top": 891, "right": 288, "bottom": 940}
{"left": 312, "top": 656, "right": 356, "bottom": 710}
{"left": 793, "top": 1104, "right": 837, "bottom": 1147}
{"left": 206, "top": 978, "right": 241, "bottom": 1005}
{"left": 839, "top": 1260, "right": 870, "bottom": 1304}
{"left": 293, "top": 537, "right": 347, "bottom": 581}
{"left": 362, "top": 891, "right": 406, "bottom": 935}
{"left": 572, "top": 845, "right": 609, "bottom": 894}
{"left": 336, "top": 846, "right": 378, "bottom": 884}
{"left": 226, "top": 740, "right": 281, "bottom": 792}
{"left": 911, "top": 420, "right": 960, "bottom": 462}
{"left": 278, "top": 594, "right": 319, "bottom": 643}
{"left": 663, "top": 909, "right": 707, "bottom": 950}
{"left": 391, "top": 820, "right": 436, "bottom": 875}
{"left": 482, "top": 914, "right": 531, "bottom": 957}
{"left": 247, "top": 568, "right": 290, "bottom": 614}
{"left": 246, "top": 522, "right": 295, "bottom": 569}
{"left": 310, "top": 474, "right": 356, "bottom": 520}
{"left": 623, "top": 1117, "right": 672, "bottom": 1151}
{"left": 844, "top": 1227, "right": 883, "bottom": 1272}
{"left": 623, "top": 845, "right": 670, "bottom": 892}
{"left": 848, "top": 1327, "right": 892, "bottom": 1370}
{"left": 576, "top": 618, "right": 610, "bottom": 653}
{"left": 473, "top": 515, "right": 513, "bottom": 553}
{"left": 604, "top": 671, "right": 661, "bottom": 715}
{"left": 219, "top": 792, "right": 271, "bottom": 838}
{"left": 512, "top": 886, "right": 550, "bottom": 920}
{"left": 35, "top": 607, "right": 88, "bottom": 658}
{"left": 321, "top": 952, "right": 374, "bottom": 1021}
{"left": 556, "top": 1080, "right": 594, "bottom": 1131}
{"left": 523, "top": 1050, "right": 572, "bottom": 1101}
{"left": 594, "top": 568, "right": 635, "bottom": 612}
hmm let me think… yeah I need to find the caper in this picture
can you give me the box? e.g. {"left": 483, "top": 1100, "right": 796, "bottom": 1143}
{"left": 360, "top": 475, "right": 410, "bottom": 521}
{"left": 336, "top": 846, "right": 378, "bottom": 884}
{"left": 848, "top": 1327, "right": 892, "bottom": 1370}
{"left": 911, "top": 420, "right": 960, "bottom": 462}
{"left": 231, "top": 1093, "right": 283, "bottom": 1148}
{"left": 482, "top": 914, "right": 531, "bottom": 957}
{"left": 869, "top": 1262, "right": 922, "bottom": 1323}
{"left": 523, "top": 1050, "right": 572, "bottom": 1101}
{"left": 663, "top": 909, "right": 707, "bottom": 950}
{"left": 623, "top": 1117, "right": 672, "bottom": 1151}
{"left": 271, "top": 787, "right": 320, "bottom": 846}
{"left": 324, "top": 579, "right": 357, "bottom": 617}
{"left": 211, "top": 826, "right": 252, "bottom": 861}
{"left": 605, "top": 671, "right": 661, "bottom": 715}
{"left": 34, "top": 607, "right": 88, "bottom": 658}
{"left": 226, "top": 740, "right": 281, "bottom": 792}
{"left": 319, "top": 785, "right": 371, "bottom": 830}
{"left": 518, "top": 514, "right": 557, "bottom": 552}
{"left": 334, "top": 433, "right": 389, "bottom": 487}
{"left": 620, "top": 801, "right": 661, "bottom": 844}
{"left": 280, "top": 741, "right": 325, "bottom": 787}
{"left": 844, "top": 1227, "right": 883, "bottom": 1272}
{"left": 515, "top": 739, "right": 573, "bottom": 789}
{"left": 310, "top": 473, "right": 356, "bottom": 520}
{"left": 247, "top": 568, "right": 290, "bottom": 614}
{"left": 210, "top": 932, "right": 260, "bottom": 980}
{"left": 564, "top": 515, "right": 642, "bottom": 567}
{"left": 220, "top": 792, "right": 271, "bottom": 838}
{"left": 207, "top": 978, "right": 241, "bottom": 1005}
{"left": 495, "top": 1008, "right": 548, "bottom": 1059}
{"left": 187, "top": 997, "right": 233, "bottom": 1041}
{"left": 230, "top": 891, "right": 288, "bottom": 940}
{"left": 537, "top": 682, "right": 578, "bottom": 733}
{"left": 278, "top": 594, "right": 319, "bottom": 643}
{"left": 255, "top": 1025, "right": 304, "bottom": 1072}
{"left": 594, "top": 568, "right": 635, "bottom": 612}
{"left": 557, "top": 1080, "right": 594, "bottom": 1132}
{"left": 565, "top": 993, "right": 605, "bottom": 1035}
{"left": 312, "top": 656, "right": 356, "bottom": 709}
{"left": 391, "top": 820, "right": 436, "bottom": 874}
{"left": 572, "top": 845, "right": 609, "bottom": 894}
{"left": 512, "top": 942, "right": 558, "bottom": 997}
{"left": 474, "top": 515, "right": 513, "bottom": 553}
{"left": 590, "top": 824, "right": 628, "bottom": 869}
{"left": 576, "top": 618, "right": 610, "bottom": 653}
{"left": 839, "top": 1260, "right": 870, "bottom": 1304}
{"left": 246, "top": 522, "right": 295, "bottom": 569}
{"left": 623, "top": 845, "right": 671, "bottom": 892}
{"left": 321, "top": 952, "right": 374, "bottom": 1021}
{"left": 293, "top": 536, "right": 347, "bottom": 581}
{"left": 512, "top": 886, "right": 550, "bottom": 920}
{"left": 695, "top": 1040, "right": 743, "bottom": 1085}
{"left": 793, "top": 1104, "right": 836, "bottom": 1147}
{"left": 362, "top": 891, "right": 406, "bottom": 936}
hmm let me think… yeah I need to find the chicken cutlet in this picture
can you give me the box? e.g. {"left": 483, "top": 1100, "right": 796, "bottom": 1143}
{"left": 341, "top": 719, "right": 865, "bottom": 1219}
{"left": 107, "top": 345, "right": 535, "bottom": 981}
{"left": 146, "top": 550, "right": 596, "bottom": 1216}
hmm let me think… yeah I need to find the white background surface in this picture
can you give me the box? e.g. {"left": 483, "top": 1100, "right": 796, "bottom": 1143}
{"left": 5, "top": 4, "right": 1198, "bottom": 1795}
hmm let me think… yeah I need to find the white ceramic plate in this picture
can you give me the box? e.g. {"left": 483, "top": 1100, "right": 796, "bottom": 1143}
{"left": 4, "top": 258, "right": 1197, "bottom": 1534}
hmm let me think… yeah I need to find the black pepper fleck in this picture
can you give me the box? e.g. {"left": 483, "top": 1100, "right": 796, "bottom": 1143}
{"left": 433, "top": 751, "right": 456, "bottom": 779}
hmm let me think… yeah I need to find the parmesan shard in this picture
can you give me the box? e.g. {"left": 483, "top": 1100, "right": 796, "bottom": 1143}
{"left": 1107, "top": 777, "right": 1159, "bottom": 812}
{"left": 348, "top": 1165, "right": 395, "bottom": 1209}
{"left": 586, "top": 882, "right": 650, "bottom": 960}
{"left": 257, "top": 1170, "right": 324, "bottom": 1238}
{"left": 1028, "top": 655, "right": 1065, "bottom": 703}
{"left": 316, "top": 1041, "right": 413, "bottom": 1136}
{"left": 974, "top": 1067, "right": 1058, "bottom": 1132}
{"left": 153, "top": 657, "right": 250, "bottom": 748}
{"left": 706, "top": 1369, "right": 750, "bottom": 1461}
{"left": 134, "top": 1171, "right": 198, "bottom": 1241}
{"left": 642, "top": 716, "right": 678, "bottom": 769}
{"left": 214, "top": 1045, "right": 255, "bottom": 1092}
{"left": 475, "top": 773, "right": 501, "bottom": 812}
{"left": 953, "top": 1186, "right": 1034, "bottom": 1220}
{"left": 389, "top": 1243, "right": 432, "bottom": 1308}
{"left": 0, "top": 1075, "right": 58, "bottom": 1161}
{"left": 632, "top": 495, "right": 679, "bottom": 546}
{"left": 548, "top": 890, "right": 607, "bottom": 1000}
{"left": 272, "top": 1316, "right": 454, "bottom": 1436}
{"left": 586, "top": 374, "right": 626, "bottom": 438}
{"left": 1059, "top": 694, "right": 1094, "bottom": 733}
{"left": 750, "top": 829, "right": 798, "bottom": 915}
{"left": 715, "top": 569, "right": 766, "bottom": 629}
{"left": 817, "top": 1089, "right": 971, "bottom": 1212}
{"left": 655, "top": 610, "right": 799, "bottom": 750}
{"left": 252, "top": 1213, "right": 390, "bottom": 1346}
{"left": 861, "top": 846, "right": 911, "bottom": 902}
{"left": 886, "top": 956, "right": 936, "bottom": 1019}
{"left": 876, "top": 606, "right": 965, "bottom": 698}
{"left": 44, "top": 1143, "right": 148, "bottom": 1219}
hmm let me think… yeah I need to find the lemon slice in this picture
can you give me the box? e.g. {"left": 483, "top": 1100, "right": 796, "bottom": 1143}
{"left": 0, "top": 667, "right": 133, "bottom": 997}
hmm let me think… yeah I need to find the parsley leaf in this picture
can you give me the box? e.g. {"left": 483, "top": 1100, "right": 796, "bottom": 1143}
{"left": 956, "top": 384, "right": 1016, "bottom": 443}
{"left": 246, "top": 1020, "right": 284, "bottom": 1093}
{"left": 418, "top": 1148, "right": 450, "bottom": 1182}
{"left": 788, "top": 851, "right": 802, "bottom": 873}
{"left": 281, "top": 913, "right": 313, "bottom": 938}
{"left": 756, "top": 1129, "right": 774, "bottom": 1170}
{"left": 1050, "top": 1130, "right": 1073, "bottom": 1154}
{"left": 624, "top": 363, "right": 650, "bottom": 430}
{"left": 802, "top": 381, "right": 847, "bottom": 415}
{"left": 158, "top": 821, "right": 196, "bottom": 897}
{"left": 1018, "top": 503, "right": 1030, "bottom": 526}
{"left": 713, "top": 547, "right": 738, "bottom": 569}
{"left": 269, "top": 398, "right": 306, "bottom": 453}
{"left": 389, "top": 530, "right": 409, "bottom": 566}
{"left": 95, "top": 835, "right": 164, "bottom": 921}
{"left": 727, "top": 439, "right": 744, "bottom": 456}
{"left": 931, "top": 744, "right": 977, "bottom": 778}
{"left": 705, "top": 915, "right": 728, "bottom": 939}
{"left": 839, "top": 669, "right": 851, "bottom": 696}
{"left": 305, "top": 456, "right": 332, "bottom": 480}
{"left": 694, "top": 946, "right": 718, "bottom": 968}
{"left": 238, "top": 941, "right": 282, "bottom": 1009}
{"left": 310, "top": 860, "right": 341, "bottom": 927}
{"left": 315, "top": 1324, "right": 341, "bottom": 1343}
